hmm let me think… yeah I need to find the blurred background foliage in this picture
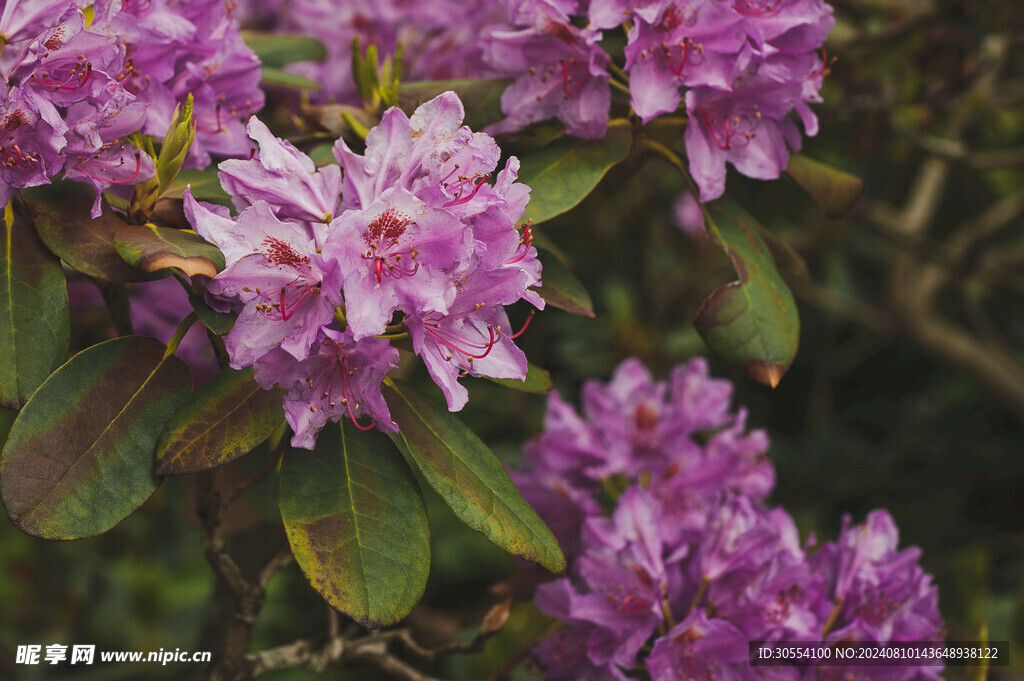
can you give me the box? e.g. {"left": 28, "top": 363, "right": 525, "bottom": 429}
{"left": 1, "top": 0, "right": 1023, "bottom": 679}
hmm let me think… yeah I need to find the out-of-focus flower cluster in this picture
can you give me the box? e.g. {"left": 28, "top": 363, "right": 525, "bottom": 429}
{"left": 238, "top": 0, "right": 504, "bottom": 106}
{"left": 243, "top": 0, "right": 833, "bottom": 203}
{"left": 186, "top": 91, "right": 542, "bottom": 448}
{"left": 0, "top": 0, "right": 262, "bottom": 213}
{"left": 514, "top": 358, "right": 944, "bottom": 681}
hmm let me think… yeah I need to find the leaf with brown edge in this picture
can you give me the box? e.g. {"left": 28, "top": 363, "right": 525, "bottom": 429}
{"left": 383, "top": 379, "right": 565, "bottom": 574}
{"left": 784, "top": 154, "right": 864, "bottom": 218}
{"left": 20, "top": 182, "right": 159, "bottom": 282}
{"left": 0, "top": 337, "right": 192, "bottom": 539}
{"left": 114, "top": 223, "right": 225, "bottom": 278}
{"left": 0, "top": 212, "right": 69, "bottom": 409}
{"left": 695, "top": 197, "right": 800, "bottom": 388}
{"left": 280, "top": 422, "right": 430, "bottom": 627}
{"left": 155, "top": 367, "right": 284, "bottom": 476}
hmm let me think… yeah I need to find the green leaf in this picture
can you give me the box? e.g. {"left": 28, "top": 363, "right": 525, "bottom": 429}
{"left": 517, "top": 120, "right": 631, "bottom": 227}
{"left": 382, "top": 379, "right": 565, "bottom": 573}
{"left": 695, "top": 197, "right": 800, "bottom": 388}
{"left": 399, "top": 79, "right": 511, "bottom": 129}
{"left": 167, "top": 169, "right": 231, "bottom": 202}
{"left": 0, "top": 337, "right": 192, "bottom": 539}
{"left": 243, "top": 31, "right": 327, "bottom": 68}
{"left": 536, "top": 250, "right": 594, "bottom": 317}
{"left": 21, "top": 183, "right": 160, "bottom": 282}
{"left": 0, "top": 213, "right": 70, "bottom": 409}
{"left": 784, "top": 154, "right": 864, "bottom": 218}
{"left": 114, "top": 223, "right": 225, "bottom": 278}
{"left": 262, "top": 66, "right": 321, "bottom": 91}
{"left": 280, "top": 423, "right": 430, "bottom": 627}
{"left": 486, "top": 362, "right": 553, "bottom": 394}
{"left": 155, "top": 368, "right": 284, "bottom": 476}
{"left": 189, "top": 295, "right": 236, "bottom": 335}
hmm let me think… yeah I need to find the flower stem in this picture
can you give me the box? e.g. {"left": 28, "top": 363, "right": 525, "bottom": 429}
{"left": 688, "top": 575, "right": 710, "bottom": 616}
{"left": 610, "top": 78, "right": 631, "bottom": 96}
{"left": 821, "top": 596, "right": 844, "bottom": 636}
{"left": 661, "top": 596, "right": 677, "bottom": 630}
{"left": 165, "top": 312, "right": 198, "bottom": 358}
{"left": 608, "top": 61, "right": 630, "bottom": 84}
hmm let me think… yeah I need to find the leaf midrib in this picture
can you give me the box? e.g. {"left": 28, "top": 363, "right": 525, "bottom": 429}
{"left": 19, "top": 351, "right": 167, "bottom": 526}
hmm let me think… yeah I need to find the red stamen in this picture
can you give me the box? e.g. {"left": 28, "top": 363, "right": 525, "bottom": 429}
{"left": 74, "top": 152, "right": 142, "bottom": 184}
{"left": 508, "top": 310, "right": 534, "bottom": 340}
{"left": 503, "top": 222, "right": 534, "bottom": 265}
{"left": 443, "top": 174, "right": 490, "bottom": 207}
{"left": 427, "top": 324, "right": 496, "bottom": 359}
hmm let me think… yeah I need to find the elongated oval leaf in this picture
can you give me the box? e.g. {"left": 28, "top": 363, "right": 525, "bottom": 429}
{"left": 536, "top": 251, "right": 594, "bottom": 317}
{"left": 189, "top": 295, "right": 236, "bottom": 335}
{"left": 167, "top": 169, "right": 231, "bottom": 202}
{"left": 0, "top": 337, "right": 192, "bottom": 539}
{"left": 784, "top": 154, "right": 864, "bottom": 218}
{"left": 262, "top": 67, "right": 321, "bottom": 90}
{"left": 517, "top": 121, "right": 631, "bottom": 227}
{"left": 280, "top": 423, "right": 430, "bottom": 627}
{"left": 486, "top": 362, "right": 553, "bottom": 394}
{"left": 243, "top": 31, "right": 328, "bottom": 67}
{"left": 114, "top": 223, "right": 225, "bottom": 278}
{"left": 1, "top": 214, "right": 69, "bottom": 409}
{"left": 382, "top": 379, "right": 565, "bottom": 574}
{"left": 21, "top": 183, "right": 158, "bottom": 282}
{"left": 696, "top": 197, "right": 800, "bottom": 388}
{"left": 155, "top": 367, "right": 284, "bottom": 475}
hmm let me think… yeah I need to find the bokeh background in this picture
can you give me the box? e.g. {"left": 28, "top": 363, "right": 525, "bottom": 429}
{"left": 1, "top": 0, "right": 1022, "bottom": 679}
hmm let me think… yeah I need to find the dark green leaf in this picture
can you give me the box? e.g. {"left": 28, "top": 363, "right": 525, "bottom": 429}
{"left": 0, "top": 213, "right": 69, "bottom": 409}
{"left": 189, "top": 295, "right": 236, "bottom": 335}
{"left": 167, "top": 169, "right": 231, "bottom": 202}
{"left": 280, "top": 423, "right": 430, "bottom": 627}
{"left": 0, "top": 337, "right": 191, "bottom": 539}
{"left": 399, "top": 79, "right": 511, "bottom": 129}
{"left": 21, "top": 182, "right": 158, "bottom": 282}
{"left": 536, "top": 251, "right": 594, "bottom": 317}
{"left": 695, "top": 197, "right": 800, "bottom": 388}
{"left": 486, "top": 362, "right": 553, "bottom": 394}
{"left": 382, "top": 379, "right": 565, "bottom": 574}
{"left": 784, "top": 154, "right": 864, "bottom": 218}
{"left": 517, "top": 120, "right": 631, "bottom": 227}
{"left": 155, "top": 368, "right": 284, "bottom": 475}
{"left": 243, "top": 31, "right": 328, "bottom": 68}
{"left": 114, "top": 223, "right": 224, "bottom": 278}
{"left": 262, "top": 67, "right": 321, "bottom": 91}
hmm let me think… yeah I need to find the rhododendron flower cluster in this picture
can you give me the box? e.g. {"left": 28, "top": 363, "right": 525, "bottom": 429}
{"left": 0, "top": 0, "right": 262, "bottom": 212}
{"left": 186, "top": 92, "right": 542, "bottom": 448}
{"left": 239, "top": 0, "right": 504, "bottom": 105}
{"left": 514, "top": 358, "right": 944, "bottom": 681}
{"left": 241, "top": 0, "right": 833, "bottom": 202}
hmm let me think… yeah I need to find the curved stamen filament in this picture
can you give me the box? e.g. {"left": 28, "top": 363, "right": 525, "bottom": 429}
{"left": 196, "top": 104, "right": 224, "bottom": 134}
{"left": 74, "top": 152, "right": 142, "bottom": 184}
{"left": 503, "top": 221, "right": 534, "bottom": 265}
{"left": 367, "top": 252, "right": 420, "bottom": 285}
{"left": 427, "top": 324, "right": 496, "bottom": 360}
{"left": 508, "top": 310, "right": 535, "bottom": 340}
{"left": 33, "top": 61, "right": 93, "bottom": 91}
{"left": 443, "top": 174, "right": 489, "bottom": 207}
{"left": 338, "top": 357, "right": 375, "bottom": 430}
